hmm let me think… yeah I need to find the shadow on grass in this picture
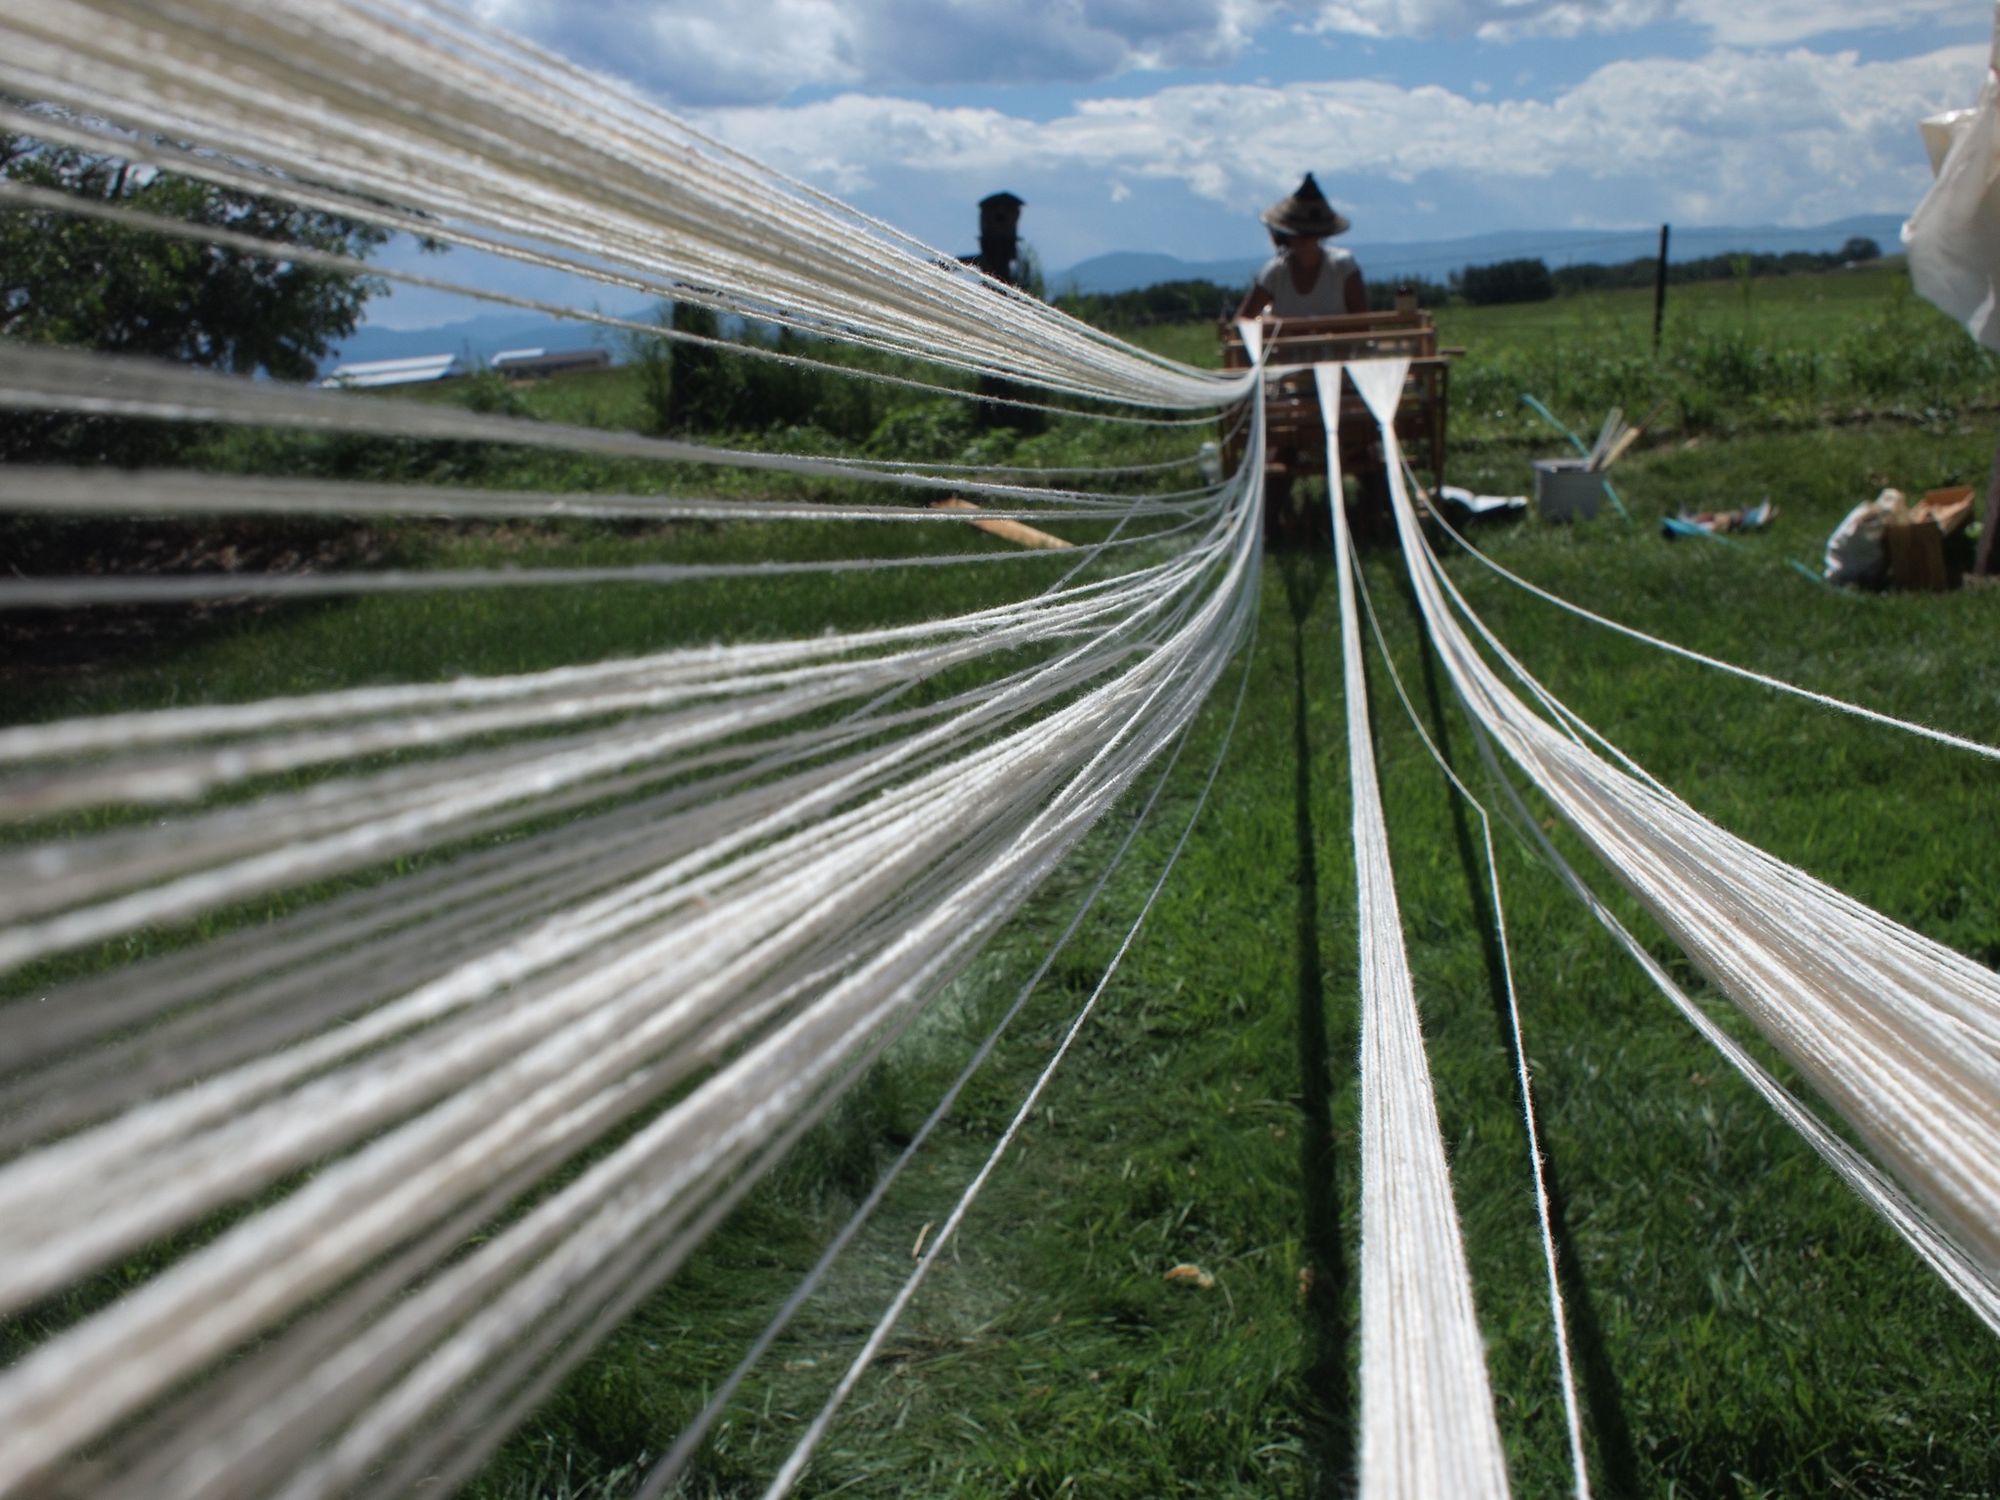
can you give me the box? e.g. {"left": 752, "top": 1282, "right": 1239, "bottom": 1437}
{"left": 1281, "top": 553, "right": 1355, "bottom": 1500}
{"left": 0, "top": 516, "right": 397, "bottom": 724}
{"left": 1407, "top": 598, "right": 1643, "bottom": 1499}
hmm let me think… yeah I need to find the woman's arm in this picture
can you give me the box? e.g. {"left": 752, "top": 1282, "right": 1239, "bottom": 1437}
{"left": 1236, "top": 283, "right": 1274, "bottom": 320}
{"left": 1344, "top": 266, "right": 1369, "bottom": 314}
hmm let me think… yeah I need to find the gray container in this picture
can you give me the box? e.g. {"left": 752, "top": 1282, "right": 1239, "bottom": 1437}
{"left": 1532, "top": 457, "right": 1604, "bottom": 522}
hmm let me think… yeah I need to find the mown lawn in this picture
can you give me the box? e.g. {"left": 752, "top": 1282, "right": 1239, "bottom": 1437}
{"left": 5, "top": 266, "right": 1998, "bottom": 1498}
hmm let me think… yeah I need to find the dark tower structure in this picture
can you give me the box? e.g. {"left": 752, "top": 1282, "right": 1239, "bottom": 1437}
{"left": 962, "top": 191, "right": 1041, "bottom": 430}
{"left": 976, "top": 191, "right": 1024, "bottom": 285}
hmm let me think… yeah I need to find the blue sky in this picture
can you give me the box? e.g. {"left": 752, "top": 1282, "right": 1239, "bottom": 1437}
{"left": 368, "top": 1, "right": 1995, "bottom": 326}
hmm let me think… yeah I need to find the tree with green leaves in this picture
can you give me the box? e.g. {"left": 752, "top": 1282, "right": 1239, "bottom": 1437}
{"left": 1, "top": 133, "right": 391, "bottom": 380}
{"left": 1459, "top": 256, "right": 1556, "bottom": 307}
{"left": 2, "top": 126, "right": 397, "bottom": 465}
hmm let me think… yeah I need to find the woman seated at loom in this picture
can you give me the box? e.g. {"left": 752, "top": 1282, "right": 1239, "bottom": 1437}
{"left": 1235, "top": 172, "right": 1368, "bottom": 322}
{"left": 1234, "top": 173, "right": 1387, "bottom": 544}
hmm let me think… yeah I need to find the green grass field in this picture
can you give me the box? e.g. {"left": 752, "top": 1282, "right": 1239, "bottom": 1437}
{"left": 1439, "top": 261, "right": 2000, "bottom": 447}
{"left": 5, "top": 263, "right": 1999, "bottom": 1498}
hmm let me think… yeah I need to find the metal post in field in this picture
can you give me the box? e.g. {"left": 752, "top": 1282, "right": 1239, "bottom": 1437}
{"left": 1652, "top": 223, "right": 1671, "bottom": 355}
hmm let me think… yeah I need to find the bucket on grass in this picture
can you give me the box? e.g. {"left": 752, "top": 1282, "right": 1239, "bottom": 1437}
{"left": 1532, "top": 457, "right": 1604, "bottom": 522}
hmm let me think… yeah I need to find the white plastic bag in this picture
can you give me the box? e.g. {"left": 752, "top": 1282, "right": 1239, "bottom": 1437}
{"left": 1903, "top": 10, "right": 2000, "bottom": 351}
{"left": 1824, "top": 488, "right": 1906, "bottom": 586}
{"left": 1921, "top": 107, "right": 1978, "bottom": 176}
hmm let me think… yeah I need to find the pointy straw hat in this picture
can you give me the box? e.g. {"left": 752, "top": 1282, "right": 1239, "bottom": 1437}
{"left": 1260, "top": 172, "right": 1351, "bottom": 238}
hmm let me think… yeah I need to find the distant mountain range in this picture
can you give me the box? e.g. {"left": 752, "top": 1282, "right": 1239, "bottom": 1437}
{"left": 323, "top": 213, "right": 1908, "bottom": 373}
{"left": 1048, "top": 213, "right": 1909, "bottom": 297}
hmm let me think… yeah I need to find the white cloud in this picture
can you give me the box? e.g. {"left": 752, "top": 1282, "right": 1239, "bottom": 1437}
{"left": 1300, "top": 0, "right": 1976, "bottom": 44}
{"left": 705, "top": 95, "right": 1021, "bottom": 196}
{"left": 1305, "top": 1, "right": 1661, "bottom": 42}
{"left": 464, "top": 0, "right": 1987, "bottom": 115}
{"left": 471, "top": 0, "right": 858, "bottom": 102}
{"left": 1679, "top": 0, "right": 1972, "bottom": 48}
{"left": 471, "top": 0, "right": 1268, "bottom": 105}
{"left": 699, "top": 42, "right": 1986, "bottom": 243}
{"left": 467, "top": 1, "right": 1988, "bottom": 113}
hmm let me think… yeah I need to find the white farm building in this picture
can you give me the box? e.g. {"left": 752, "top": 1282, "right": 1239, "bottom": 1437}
{"left": 318, "top": 353, "right": 465, "bottom": 389}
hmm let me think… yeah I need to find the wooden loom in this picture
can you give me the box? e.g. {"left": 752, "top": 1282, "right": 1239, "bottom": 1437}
{"left": 1218, "top": 309, "right": 1455, "bottom": 495}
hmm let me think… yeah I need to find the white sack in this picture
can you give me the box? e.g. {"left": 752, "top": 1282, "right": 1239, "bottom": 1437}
{"left": 1903, "top": 26, "right": 2000, "bottom": 352}
{"left": 1824, "top": 488, "right": 1906, "bottom": 586}
{"left": 1921, "top": 107, "right": 1978, "bottom": 176}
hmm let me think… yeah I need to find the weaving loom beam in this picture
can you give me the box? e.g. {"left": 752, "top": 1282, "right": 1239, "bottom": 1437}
{"left": 1219, "top": 310, "right": 1453, "bottom": 492}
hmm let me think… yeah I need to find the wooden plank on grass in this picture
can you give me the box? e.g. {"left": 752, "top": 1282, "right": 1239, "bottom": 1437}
{"left": 930, "top": 497, "right": 1072, "bottom": 551}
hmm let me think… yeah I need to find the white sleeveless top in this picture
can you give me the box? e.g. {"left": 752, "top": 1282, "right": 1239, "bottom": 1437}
{"left": 1254, "top": 248, "right": 1356, "bottom": 317}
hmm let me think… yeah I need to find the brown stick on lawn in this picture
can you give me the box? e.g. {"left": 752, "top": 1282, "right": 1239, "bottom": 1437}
{"left": 929, "top": 497, "right": 1072, "bottom": 550}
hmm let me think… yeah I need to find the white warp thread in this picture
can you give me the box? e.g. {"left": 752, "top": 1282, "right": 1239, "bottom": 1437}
{"left": 0, "top": 1, "right": 1245, "bottom": 411}
{"left": 20, "top": 5, "right": 1987, "bottom": 1496}
{"left": 0, "top": 449, "right": 1262, "bottom": 1500}
{"left": 0, "top": 529, "right": 1196, "bottom": 608}
{"left": 1349, "top": 362, "right": 2000, "bottom": 1313}
{"left": 1348, "top": 529, "right": 1594, "bottom": 1500}
{"left": 0, "top": 343, "right": 1212, "bottom": 507}
{"left": 635, "top": 686, "right": 1215, "bottom": 1500}
{"left": 0, "top": 174, "right": 1216, "bottom": 430}
{"left": 760, "top": 588, "right": 1259, "bottom": 1500}
{"left": 1428, "top": 508, "right": 2000, "bottom": 765}
{"left": 1313, "top": 362, "right": 1512, "bottom": 1500}
{"left": 1478, "top": 731, "right": 2000, "bottom": 1338}
{"left": 0, "top": 6, "right": 1282, "bottom": 1497}
{"left": 0, "top": 465, "right": 1212, "bottom": 524}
